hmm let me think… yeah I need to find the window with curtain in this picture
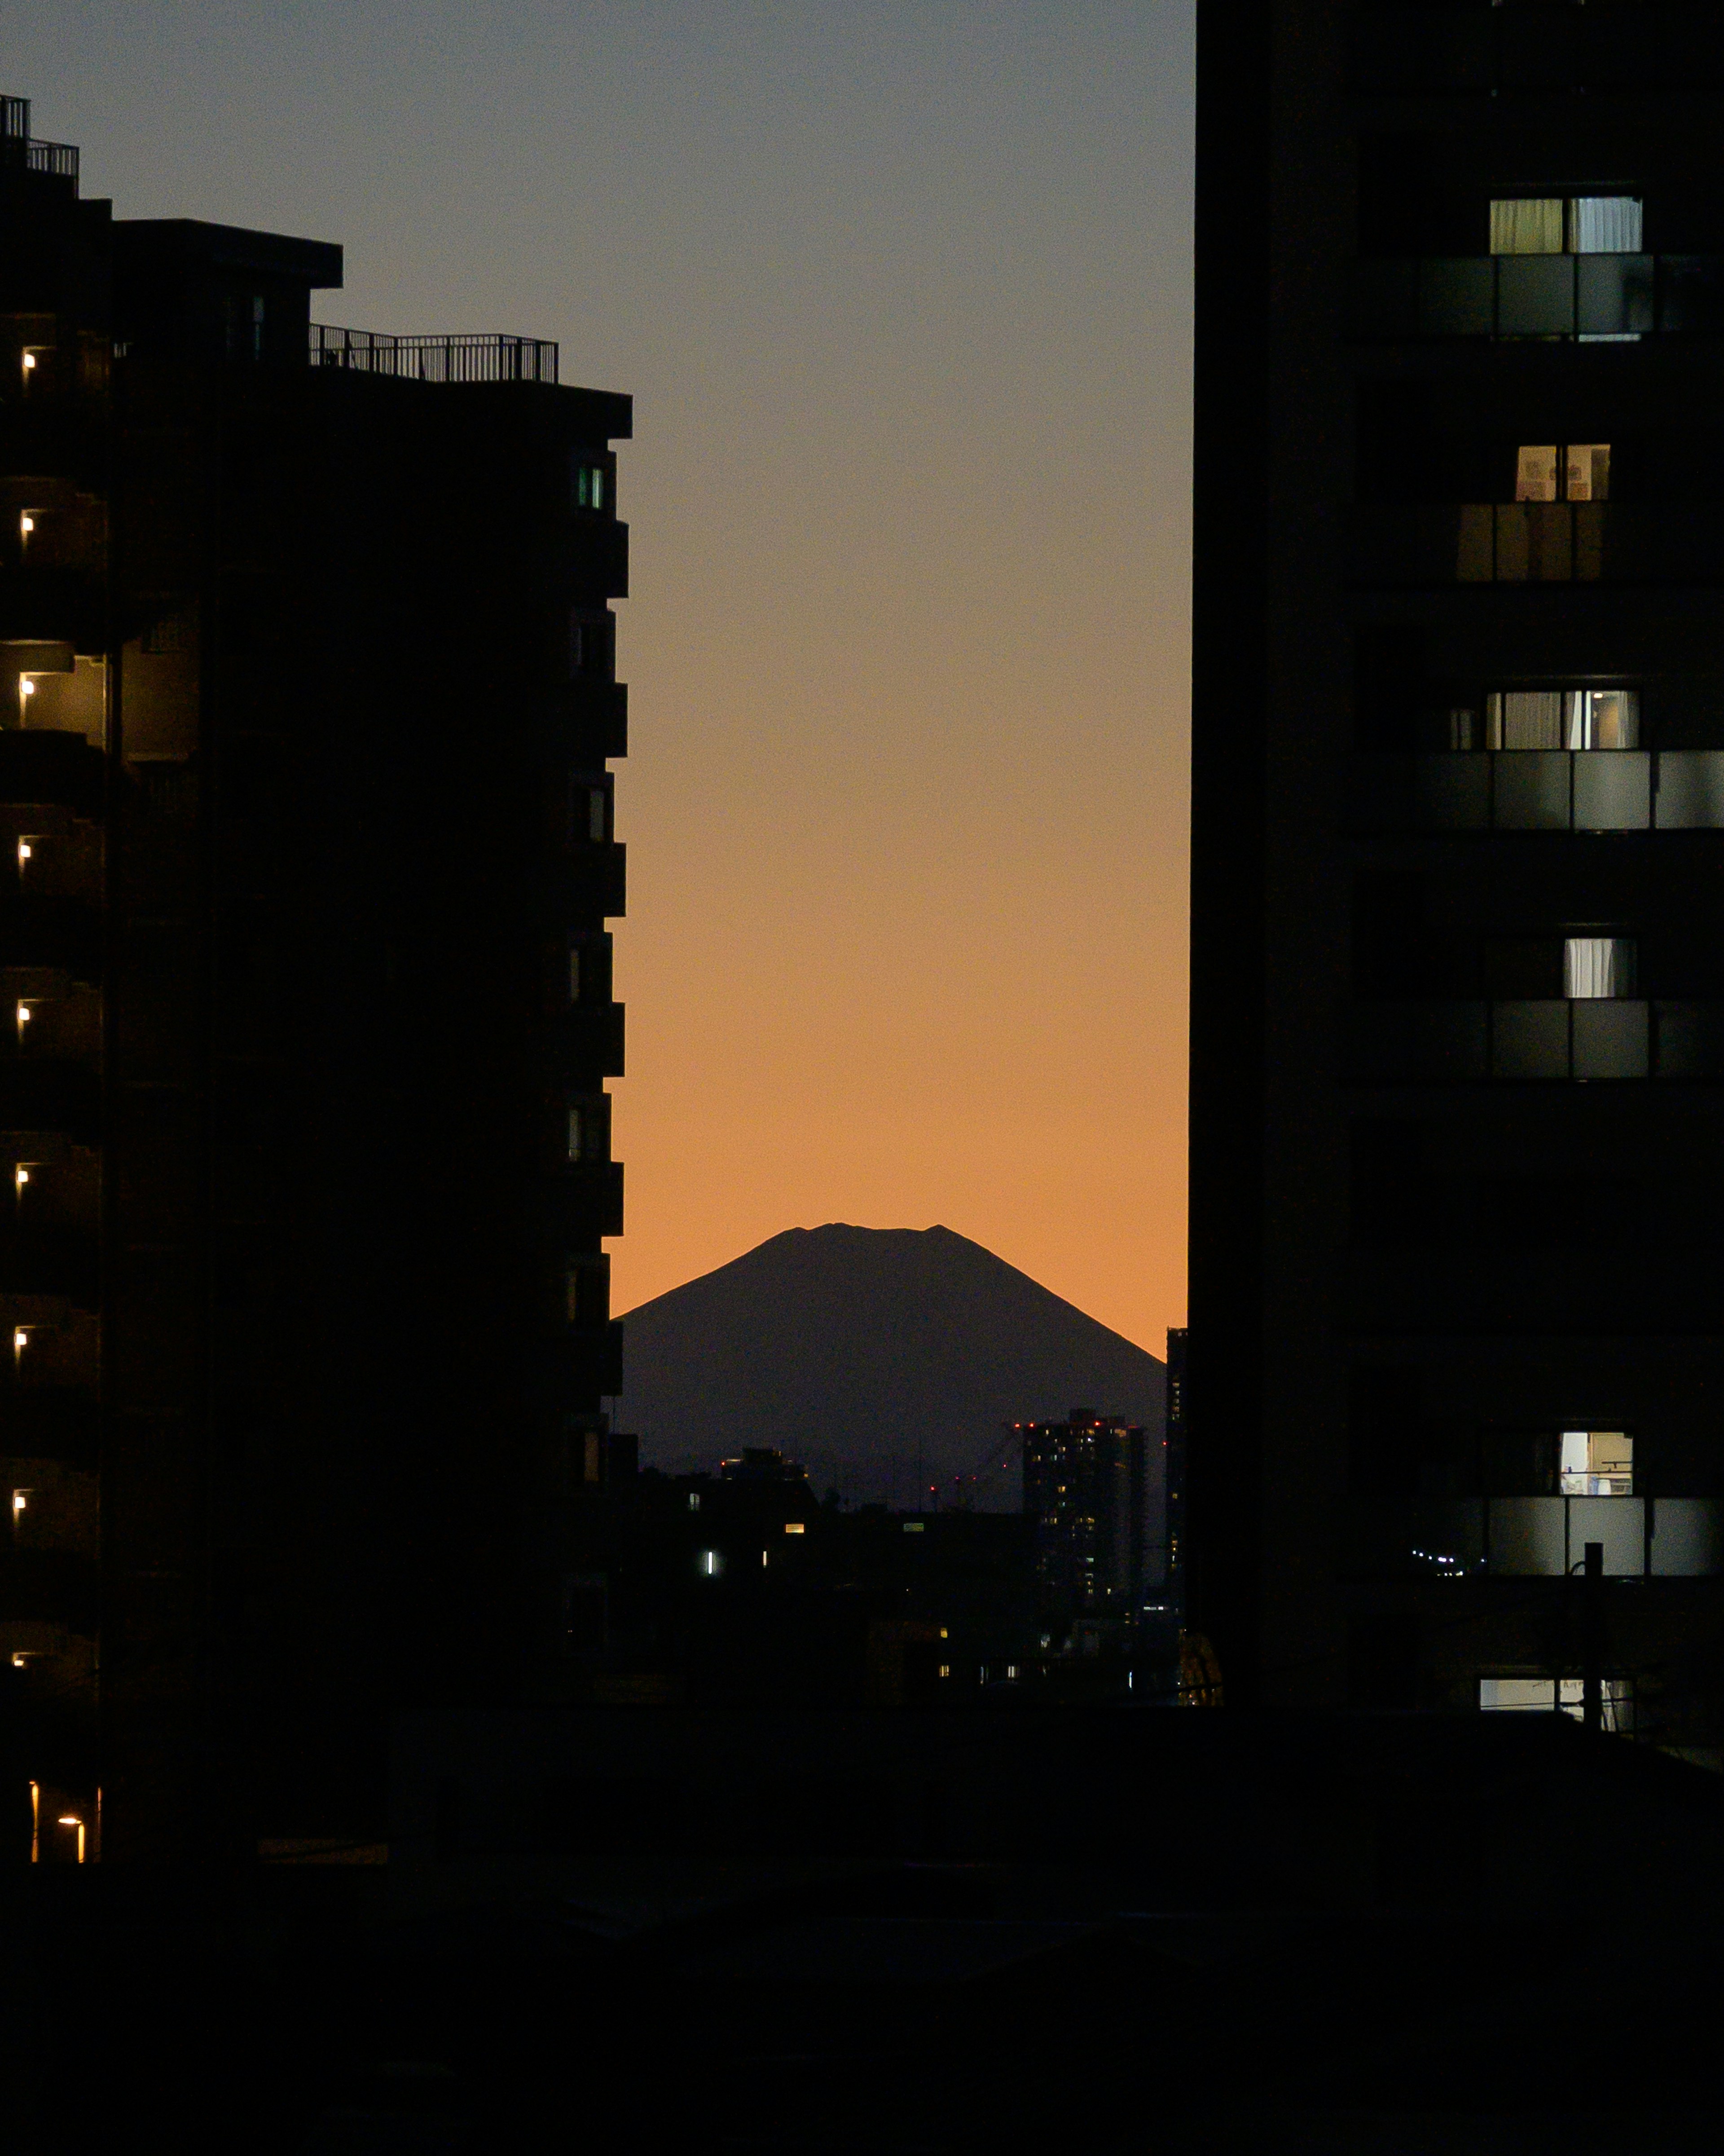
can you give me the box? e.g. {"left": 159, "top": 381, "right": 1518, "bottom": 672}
{"left": 1486, "top": 688, "right": 1638, "bottom": 750}
{"left": 1489, "top": 196, "right": 1641, "bottom": 256}
{"left": 1513, "top": 443, "right": 1609, "bottom": 502}
{"left": 1564, "top": 936, "right": 1636, "bottom": 999}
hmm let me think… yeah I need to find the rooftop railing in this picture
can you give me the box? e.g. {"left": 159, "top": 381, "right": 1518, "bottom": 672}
{"left": 308, "top": 325, "right": 558, "bottom": 384}
{"left": 1, "top": 95, "right": 79, "bottom": 185}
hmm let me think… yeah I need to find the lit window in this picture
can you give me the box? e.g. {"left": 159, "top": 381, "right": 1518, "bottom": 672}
{"left": 1513, "top": 445, "right": 1609, "bottom": 504}
{"left": 784, "top": 1521, "right": 805, "bottom": 1535}
{"left": 1490, "top": 197, "right": 1642, "bottom": 257}
{"left": 688, "top": 1490, "right": 701, "bottom": 1512}
{"left": 1486, "top": 688, "right": 1637, "bottom": 751}
{"left": 1005, "top": 1664, "right": 1019, "bottom": 1681}
{"left": 574, "top": 463, "right": 606, "bottom": 511}
{"left": 1559, "top": 1430, "right": 1633, "bottom": 1496}
{"left": 1564, "top": 937, "right": 1635, "bottom": 1000}
{"left": 938, "top": 1664, "right": 951, "bottom": 1680}
{"left": 699, "top": 1548, "right": 722, "bottom": 1577}
{"left": 903, "top": 1520, "right": 924, "bottom": 1534}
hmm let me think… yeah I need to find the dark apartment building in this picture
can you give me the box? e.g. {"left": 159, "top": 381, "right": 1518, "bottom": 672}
{"left": 1019, "top": 1409, "right": 1151, "bottom": 1627}
{"left": 1190, "top": 8, "right": 1724, "bottom": 1739}
{"left": 0, "top": 96, "right": 630, "bottom": 1859}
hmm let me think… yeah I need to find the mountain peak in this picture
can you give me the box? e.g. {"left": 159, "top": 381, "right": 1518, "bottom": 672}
{"left": 618, "top": 1226, "right": 1163, "bottom": 1507}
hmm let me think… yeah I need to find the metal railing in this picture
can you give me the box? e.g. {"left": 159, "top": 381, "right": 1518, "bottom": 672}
{"left": 308, "top": 325, "right": 558, "bottom": 384}
{"left": 0, "top": 96, "right": 79, "bottom": 183}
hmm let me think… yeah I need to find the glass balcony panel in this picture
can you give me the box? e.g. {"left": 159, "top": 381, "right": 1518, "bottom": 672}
{"left": 1567, "top": 1496, "right": 1645, "bottom": 1577}
{"left": 1655, "top": 750, "right": 1724, "bottom": 828}
{"left": 1419, "top": 257, "right": 1495, "bottom": 339}
{"left": 1493, "top": 753, "right": 1570, "bottom": 831}
{"left": 1572, "top": 751, "right": 1649, "bottom": 831}
{"left": 1527, "top": 502, "right": 1573, "bottom": 582}
{"left": 1654, "top": 1003, "right": 1724, "bottom": 1079}
{"left": 1494, "top": 504, "right": 1530, "bottom": 582}
{"left": 1456, "top": 504, "right": 1494, "bottom": 582}
{"left": 1489, "top": 1497, "right": 1567, "bottom": 1577}
{"left": 1576, "top": 254, "right": 1654, "bottom": 339}
{"left": 1571, "top": 1000, "right": 1649, "bottom": 1081}
{"left": 1649, "top": 1498, "right": 1723, "bottom": 1578}
{"left": 1492, "top": 1002, "right": 1569, "bottom": 1080}
{"left": 1414, "top": 754, "right": 1489, "bottom": 832}
{"left": 1573, "top": 503, "right": 1606, "bottom": 581}
{"left": 1659, "top": 256, "right": 1724, "bottom": 336}
{"left": 1496, "top": 254, "right": 1575, "bottom": 338}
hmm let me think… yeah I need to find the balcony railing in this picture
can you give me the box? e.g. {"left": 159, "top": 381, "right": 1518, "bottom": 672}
{"left": 1347, "top": 750, "right": 1724, "bottom": 835}
{"left": 1351, "top": 503, "right": 1724, "bottom": 588}
{"left": 0, "top": 97, "right": 78, "bottom": 184}
{"left": 1344, "top": 1496, "right": 1721, "bottom": 1582}
{"left": 308, "top": 325, "right": 558, "bottom": 384}
{"left": 1348, "top": 999, "right": 1724, "bottom": 1083}
{"left": 1352, "top": 253, "right": 1724, "bottom": 342}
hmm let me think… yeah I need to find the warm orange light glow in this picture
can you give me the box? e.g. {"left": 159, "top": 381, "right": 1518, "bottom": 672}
{"left": 13, "top": 1329, "right": 28, "bottom": 1359}
{"left": 18, "top": 679, "right": 34, "bottom": 697}
{"left": 783, "top": 1521, "right": 805, "bottom": 1534}
{"left": 16, "top": 841, "right": 30, "bottom": 864}
{"left": 18, "top": 515, "right": 32, "bottom": 538}
{"left": 57, "top": 1815, "right": 84, "bottom": 1863}
{"left": 14, "top": 1167, "right": 27, "bottom": 1188}
{"left": 29, "top": 1781, "right": 38, "bottom": 1864}
{"left": 15, "top": 1001, "right": 31, "bottom": 1034}
{"left": 11, "top": 1490, "right": 25, "bottom": 1512}
{"left": 21, "top": 353, "right": 35, "bottom": 371}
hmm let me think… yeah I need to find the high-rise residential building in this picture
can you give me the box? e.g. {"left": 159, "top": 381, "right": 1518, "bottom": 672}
{"left": 0, "top": 96, "right": 630, "bottom": 1859}
{"left": 1190, "top": 7, "right": 1724, "bottom": 1733}
{"left": 1019, "top": 1409, "right": 1149, "bottom": 1626}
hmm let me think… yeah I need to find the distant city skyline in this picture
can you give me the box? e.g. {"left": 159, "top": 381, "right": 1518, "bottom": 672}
{"left": 6, "top": 3, "right": 1197, "bottom": 1349}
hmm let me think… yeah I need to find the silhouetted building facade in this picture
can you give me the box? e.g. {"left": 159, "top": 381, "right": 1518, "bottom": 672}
{"left": 0, "top": 96, "right": 630, "bottom": 1856}
{"left": 1020, "top": 1410, "right": 1148, "bottom": 1630}
{"left": 1190, "top": 7, "right": 1724, "bottom": 1732}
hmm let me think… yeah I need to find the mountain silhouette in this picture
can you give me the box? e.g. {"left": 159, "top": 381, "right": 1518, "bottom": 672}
{"left": 616, "top": 1223, "right": 1165, "bottom": 1508}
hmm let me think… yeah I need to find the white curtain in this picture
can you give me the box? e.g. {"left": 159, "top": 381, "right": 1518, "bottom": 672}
{"left": 1491, "top": 691, "right": 1564, "bottom": 749}
{"left": 1571, "top": 196, "right": 1643, "bottom": 255}
{"left": 1491, "top": 198, "right": 1564, "bottom": 255}
{"left": 1564, "top": 935, "right": 1633, "bottom": 999}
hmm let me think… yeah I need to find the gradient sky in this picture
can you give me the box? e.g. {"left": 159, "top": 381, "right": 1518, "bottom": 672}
{"left": 9, "top": 2, "right": 1195, "bottom": 1352}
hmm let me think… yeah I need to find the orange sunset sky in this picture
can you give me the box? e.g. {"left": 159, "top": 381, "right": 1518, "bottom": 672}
{"left": 15, "top": 3, "right": 1196, "bottom": 1352}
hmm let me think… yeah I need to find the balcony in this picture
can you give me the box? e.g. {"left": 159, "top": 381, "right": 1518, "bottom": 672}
{"left": 1352, "top": 252, "right": 1724, "bottom": 343}
{"left": 1347, "top": 750, "right": 1724, "bottom": 834}
{"left": 309, "top": 325, "right": 558, "bottom": 384}
{"left": 1344, "top": 1496, "right": 1721, "bottom": 1581}
{"left": 1351, "top": 503, "right": 1724, "bottom": 588}
{"left": 1344, "top": 998, "right": 1718, "bottom": 1082}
